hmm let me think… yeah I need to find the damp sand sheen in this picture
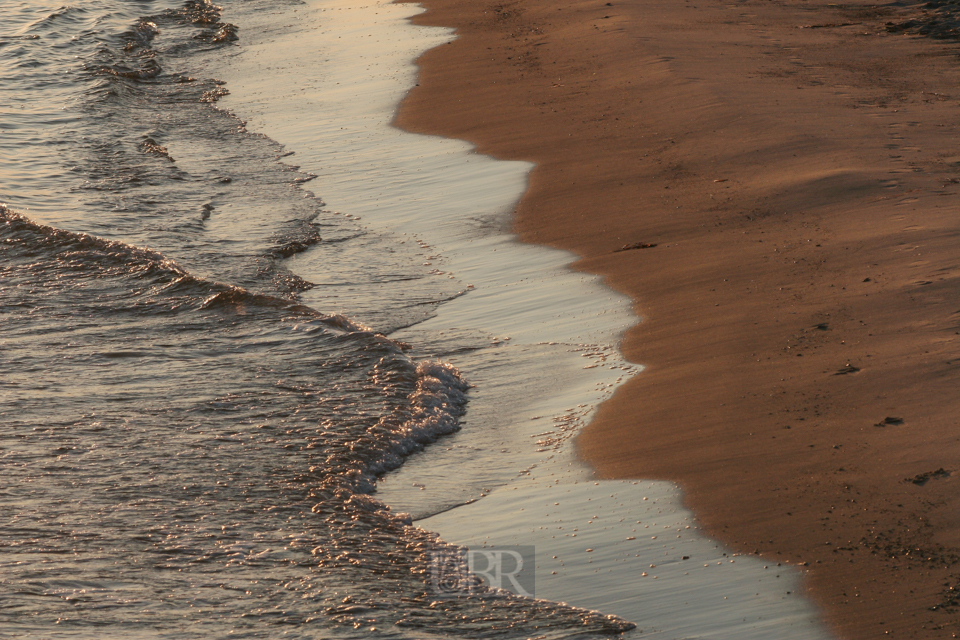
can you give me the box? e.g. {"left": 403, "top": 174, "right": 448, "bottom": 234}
{"left": 213, "top": 1, "right": 836, "bottom": 636}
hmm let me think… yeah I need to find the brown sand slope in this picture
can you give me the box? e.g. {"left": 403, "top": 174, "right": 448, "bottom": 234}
{"left": 395, "top": 0, "right": 960, "bottom": 637}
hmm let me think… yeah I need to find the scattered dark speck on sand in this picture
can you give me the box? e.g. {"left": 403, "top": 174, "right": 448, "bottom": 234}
{"left": 801, "top": 22, "right": 859, "bottom": 29}
{"left": 874, "top": 416, "right": 903, "bottom": 427}
{"left": 906, "top": 468, "right": 950, "bottom": 485}
{"left": 614, "top": 242, "right": 658, "bottom": 252}
{"left": 834, "top": 364, "right": 860, "bottom": 375}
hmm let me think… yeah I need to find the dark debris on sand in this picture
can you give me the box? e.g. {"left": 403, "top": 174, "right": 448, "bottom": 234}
{"left": 614, "top": 241, "right": 658, "bottom": 252}
{"left": 905, "top": 468, "right": 951, "bottom": 485}
{"left": 886, "top": 0, "right": 960, "bottom": 39}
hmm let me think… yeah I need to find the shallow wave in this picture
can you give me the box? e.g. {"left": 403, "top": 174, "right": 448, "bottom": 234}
{"left": 1, "top": 204, "right": 355, "bottom": 327}
{"left": 1, "top": 203, "right": 634, "bottom": 637}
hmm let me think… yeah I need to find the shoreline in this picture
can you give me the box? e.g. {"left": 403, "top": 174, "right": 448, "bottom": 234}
{"left": 394, "top": 0, "right": 960, "bottom": 638}
{"left": 211, "top": 0, "right": 834, "bottom": 634}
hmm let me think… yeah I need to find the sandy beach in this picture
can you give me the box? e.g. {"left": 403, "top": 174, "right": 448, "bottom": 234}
{"left": 395, "top": 0, "right": 960, "bottom": 637}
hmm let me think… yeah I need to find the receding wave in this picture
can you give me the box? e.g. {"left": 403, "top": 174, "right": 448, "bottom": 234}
{"left": 0, "top": 203, "right": 633, "bottom": 637}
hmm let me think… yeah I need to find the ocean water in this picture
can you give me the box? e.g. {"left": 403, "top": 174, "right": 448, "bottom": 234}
{"left": 1, "top": 1, "right": 838, "bottom": 638}
{"left": 0, "top": 1, "right": 632, "bottom": 637}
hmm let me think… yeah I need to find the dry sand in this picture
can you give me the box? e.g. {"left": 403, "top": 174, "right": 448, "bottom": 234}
{"left": 395, "top": 0, "right": 960, "bottom": 637}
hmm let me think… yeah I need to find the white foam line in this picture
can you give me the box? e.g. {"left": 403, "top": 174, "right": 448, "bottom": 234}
{"left": 213, "top": 1, "right": 835, "bottom": 637}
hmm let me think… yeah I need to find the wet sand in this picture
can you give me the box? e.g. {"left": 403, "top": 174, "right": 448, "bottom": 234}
{"left": 395, "top": 0, "right": 960, "bottom": 637}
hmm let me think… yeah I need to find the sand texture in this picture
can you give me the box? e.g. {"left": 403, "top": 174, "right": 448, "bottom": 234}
{"left": 394, "top": 0, "right": 960, "bottom": 637}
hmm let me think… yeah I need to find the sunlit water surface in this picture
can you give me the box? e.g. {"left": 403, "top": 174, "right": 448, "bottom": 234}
{"left": 0, "top": 1, "right": 631, "bottom": 637}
